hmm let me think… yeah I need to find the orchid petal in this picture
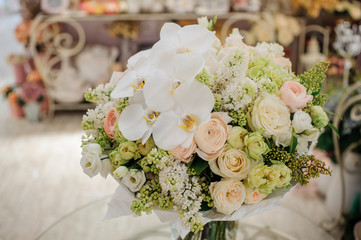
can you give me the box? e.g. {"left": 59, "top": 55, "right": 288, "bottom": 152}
{"left": 160, "top": 22, "right": 181, "bottom": 41}
{"left": 181, "top": 134, "right": 195, "bottom": 149}
{"left": 127, "top": 49, "right": 151, "bottom": 69}
{"left": 152, "top": 111, "right": 188, "bottom": 150}
{"left": 172, "top": 53, "right": 204, "bottom": 82}
{"left": 179, "top": 25, "right": 216, "bottom": 54}
{"left": 118, "top": 104, "right": 149, "bottom": 141}
{"left": 143, "top": 71, "right": 174, "bottom": 112}
{"left": 173, "top": 81, "right": 214, "bottom": 123}
{"left": 109, "top": 71, "right": 125, "bottom": 85}
{"left": 110, "top": 70, "right": 136, "bottom": 98}
{"left": 142, "top": 129, "right": 152, "bottom": 145}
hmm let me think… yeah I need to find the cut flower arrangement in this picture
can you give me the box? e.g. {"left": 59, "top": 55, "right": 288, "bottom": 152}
{"left": 80, "top": 17, "right": 332, "bottom": 239}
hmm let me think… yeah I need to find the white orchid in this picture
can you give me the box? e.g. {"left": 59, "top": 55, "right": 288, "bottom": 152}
{"left": 143, "top": 53, "right": 205, "bottom": 112}
{"left": 151, "top": 22, "right": 217, "bottom": 67}
{"left": 110, "top": 50, "right": 153, "bottom": 99}
{"left": 152, "top": 81, "right": 214, "bottom": 150}
{"left": 117, "top": 94, "right": 159, "bottom": 144}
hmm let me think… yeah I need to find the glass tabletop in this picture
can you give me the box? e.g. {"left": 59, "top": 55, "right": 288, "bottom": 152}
{"left": 37, "top": 196, "right": 334, "bottom": 240}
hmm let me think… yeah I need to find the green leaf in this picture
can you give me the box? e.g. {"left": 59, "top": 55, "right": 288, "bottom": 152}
{"left": 265, "top": 138, "right": 271, "bottom": 149}
{"left": 190, "top": 156, "right": 209, "bottom": 175}
{"left": 200, "top": 201, "right": 213, "bottom": 211}
{"left": 289, "top": 128, "right": 298, "bottom": 154}
{"left": 207, "top": 16, "right": 217, "bottom": 31}
{"left": 328, "top": 122, "right": 340, "bottom": 139}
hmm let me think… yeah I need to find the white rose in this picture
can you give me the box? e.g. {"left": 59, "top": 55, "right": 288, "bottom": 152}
{"left": 113, "top": 166, "right": 129, "bottom": 179}
{"left": 296, "top": 135, "right": 310, "bottom": 154}
{"left": 80, "top": 143, "right": 102, "bottom": 178}
{"left": 100, "top": 157, "right": 112, "bottom": 178}
{"left": 296, "top": 128, "right": 320, "bottom": 154}
{"left": 292, "top": 110, "right": 313, "bottom": 133}
{"left": 121, "top": 169, "right": 146, "bottom": 192}
{"left": 249, "top": 93, "right": 291, "bottom": 144}
{"left": 210, "top": 179, "right": 246, "bottom": 215}
{"left": 244, "top": 183, "right": 267, "bottom": 205}
{"left": 209, "top": 148, "right": 251, "bottom": 180}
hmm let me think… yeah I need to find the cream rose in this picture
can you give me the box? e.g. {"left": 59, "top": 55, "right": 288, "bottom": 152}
{"left": 195, "top": 113, "right": 230, "bottom": 161}
{"left": 244, "top": 182, "right": 268, "bottom": 205}
{"left": 209, "top": 148, "right": 251, "bottom": 180}
{"left": 80, "top": 143, "right": 103, "bottom": 178}
{"left": 121, "top": 169, "right": 146, "bottom": 192}
{"left": 171, "top": 138, "right": 197, "bottom": 163}
{"left": 292, "top": 110, "right": 313, "bottom": 133}
{"left": 104, "top": 108, "right": 120, "bottom": 139}
{"left": 210, "top": 179, "right": 246, "bottom": 215}
{"left": 279, "top": 81, "right": 313, "bottom": 113}
{"left": 248, "top": 93, "right": 291, "bottom": 143}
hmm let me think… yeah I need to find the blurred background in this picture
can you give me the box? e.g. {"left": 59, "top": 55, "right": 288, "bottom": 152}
{"left": 0, "top": 0, "right": 360, "bottom": 239}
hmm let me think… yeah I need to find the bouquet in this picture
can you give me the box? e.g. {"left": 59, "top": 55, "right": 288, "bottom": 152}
{"left": 80, "top": 17, "right": 332, "bottom": 239}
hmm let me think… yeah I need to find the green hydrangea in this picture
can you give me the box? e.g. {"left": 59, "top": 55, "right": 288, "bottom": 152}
{"left": 286, "top": 154, "right": 332, "bottom": 185}
{"left": 116, "top": 97, "right": 129, "bottom": 113}
{"left": 81, "top": 120, "right": 94, "bottom": 130}
{"left": 196, "top": 68, "right": 211, "bottom": 87}
{"left": 96, "top": 128, "right": 115, "bottom": 150}
{"left": 299, "top": 62, "right": 329, "bottom": 95}
{"left": 138, "top": 148, "right": 171, "bottom": 174}
{"left": 228, "top": 109, "right": 247, "bottom": 127}
{"left": 131, "top": 179, "right": 173, "bottom": 215}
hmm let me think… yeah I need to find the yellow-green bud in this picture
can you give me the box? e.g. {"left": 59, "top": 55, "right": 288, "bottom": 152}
{"left": 113, "top": 166, "right": 129, "bottom": 178}
{"left": 118, "top": 141, "right": 138, "bottom": 160}
{"left": 244, "top": 130, "right": 269, "bottom": 161}
{"left": 310, "top": 106, "right": 329, "bottom": 128}
{"left": 228, "top": 126, "right": 249, "bottom": 149}
{"left": 271, "top": 164, "right": 292, "bottom": 188}
{"left": 109, "top": 150, "right": 129, "bottom": 169}
{"left": 248, "top": 164, "right": 279, "bottom": 194}
{"left": 137, "top": 137, "right": 156, "bottom": 156}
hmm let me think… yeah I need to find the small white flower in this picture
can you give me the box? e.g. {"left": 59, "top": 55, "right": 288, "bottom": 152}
{"left": 121, "top": 169, "right": 146, "bottom": 192}
{"left": 80, "top": 143, "right": 102, "bottom": 178}
{"left": 197, "top": 17, "right": 210, "bottom": 28}
{"left": 292, "top": 110, "right": 313, "bottom": 133}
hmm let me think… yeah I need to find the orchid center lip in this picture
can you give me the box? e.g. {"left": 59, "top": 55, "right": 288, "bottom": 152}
{"left": 176, "top": 47, "right": 191, "bottom": 54}
{"left": 170, "top": 80, "right": 182, "bottom": 94}
{"left": 131, "top": 77, "right": 145, "bottom": 90}
{"left": 178, "top": 113, "right": 197, "bottom": 132}
{"left": 143, "top": 109, "right": 159, "bottom": 123}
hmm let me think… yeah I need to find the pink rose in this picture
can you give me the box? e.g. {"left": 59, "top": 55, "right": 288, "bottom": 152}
{"left": 194, "top": 113, "right": 230, "bottom": 161}
{"left": 104, "top": 108, "right": 120, "bottom": 139}
{"left": 279, "top": 81, "right": 313, "bottom": 113}
{"left": 244, "top": 184, "right": 267, "bottom": 205}
{"left": 171, "top": 138, "right": 197, "bottom": 163}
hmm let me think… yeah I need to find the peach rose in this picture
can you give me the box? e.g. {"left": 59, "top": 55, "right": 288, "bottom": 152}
{"left": 279, "top": 81, "right": 313, "bottom": 113}
{"left": 171, "top": 138, "right": 197, "bottom": 163}
{"left": 194, "top": 113, "right": 230, "bottom": 161}
{"left": 210, "top": 179, "right": 246, "bottom": 215}
{"left": 209, "top": 148, "right": 251, "bottom": 180}
{"left": 104, "top": 108, "right": 120, "bottom": 139}
{"left": 271, "top": 56, "right": 292, "bottom": 72}
{"left": 244, "top": 182, "right": 267, "bottom": 205}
